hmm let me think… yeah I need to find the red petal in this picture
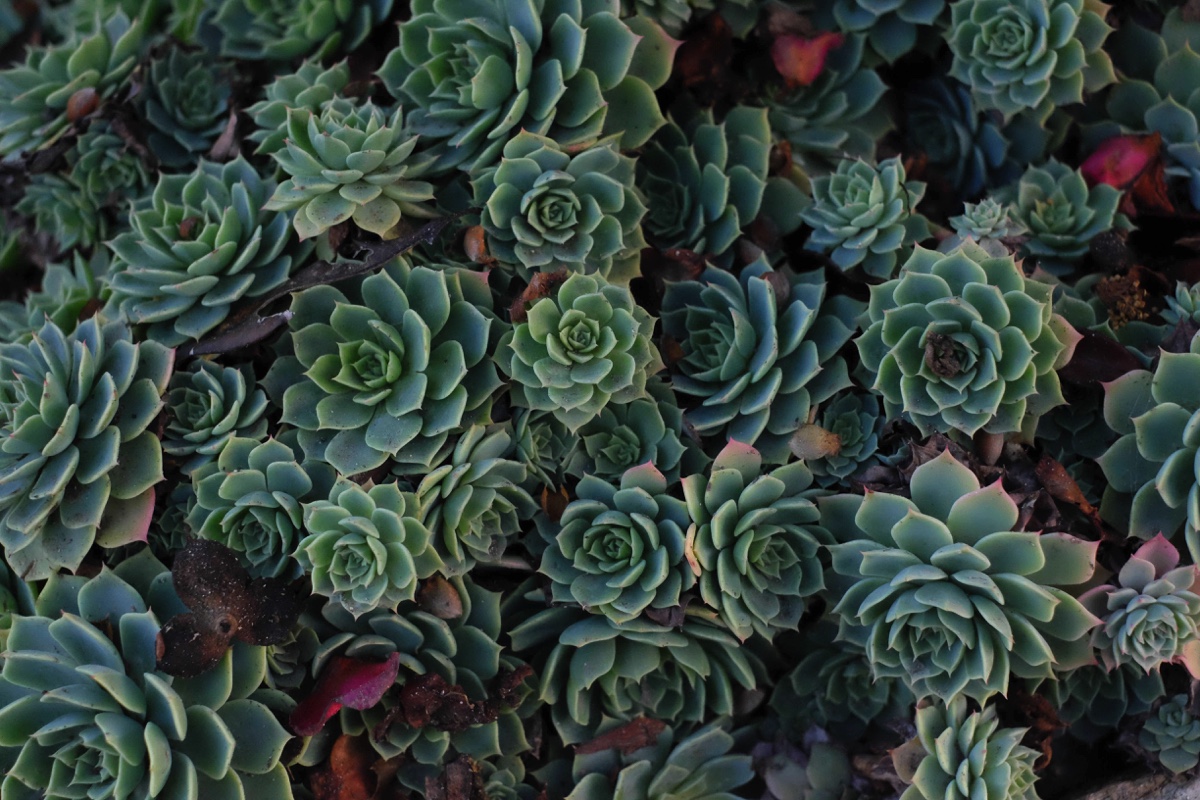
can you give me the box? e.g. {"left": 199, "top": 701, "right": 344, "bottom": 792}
{"left": 771, "top": 32, "right": 844, "bottom": 88}
{"left": 289, "top": 652, "right": 401, "bottom": 736}
{"left": 1081, "top": 133, "right": 1161, "bottom": 189}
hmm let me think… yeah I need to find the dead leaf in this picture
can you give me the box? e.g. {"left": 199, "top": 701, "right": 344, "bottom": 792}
{"left": 310, "top": 735, "right": 377, "bottom": 800}
{"left": 574, "top": 718, "right": 667, "bottom": 755}
{"left": 417, "top": 576, "right": 464, "bottom": 620}
{"left": 462, "top": 225, "right": 495, "bottom": 266}
{"left": 771, "top": 32, "right": 844, "bottom": 88}
{"left": 208, "top": 109, "right": 239, "bottom": 161}
{"left": 789, "top": 424, "right": 841, "bottom": 460}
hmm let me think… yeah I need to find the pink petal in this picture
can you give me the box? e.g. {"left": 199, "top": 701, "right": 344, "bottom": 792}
{"left": 771, "top": 32, "right": 844, "bottom": 88}
{"left": 1081, "top": 134, "right": 1161, "bottom": 189}
{"left": 289, "top": 652, "right": 401, "bottom": 736}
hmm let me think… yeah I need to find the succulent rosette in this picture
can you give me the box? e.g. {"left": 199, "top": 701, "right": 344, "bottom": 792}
{"left": 0, "top": 558, "right": 292, "bottom": 800}
{"left": 857, "top": 242, "right": 1079, "bottom": 437}
{"left": 812, "top": 0, "right": 946, "bottom": 63}
{"left": 246, "top": 59, "right": 350, "bottom": 156}
{"left": 206, "top": 0, "right": 393, "bottom": 61}
{"left": 0, "top": 13, "right": 145, "bottom": 159}
{"left": 140, "top": 47, "right": 231, "bottom": 167}
{"left": 946, "top": 0, "right": 1115, "bottom": 121}
{"left": 188, "top": 436, "right": 336, "bottom": 579}
{"left": 1008, "top": 160, "right": 1123, "bottom": 273}
{"left": 512, "top": 408, "right": 578, "bottom": 492}
{"left": 0, "top": 252, "right": 109, "bottom": 346}
{"left": 801, "top": 157, "right": 930, "bottom": 279}
{"left": 271, "top": 261, "right": 502, "bottom": 475}
{"left": 163, "top": 360, "right": 269, "bottom": 475}
{"left": 948, "top": 198, "right": 1023, "bottom": 242}
{"left": 565, "top": 393, "right": 698, "bottom": 486}
{"left": 1079, "top": 534, "right": 1200, "bottom": 675}
{"left": 497, "top": 272, "right": 662, "bottom": 432}
{"left": 898, "top": 697, "right": 1039, "bottom": 800}
{"left": 0, "top": 317, "right": 172, "bottom": 580}
{"left": 1041, "top": 662, "right": 1164, "bottom": 743}
{"left": 69, "top": 120, "right": 150, "bottom": 206}
{"left": 106, "top": 157, "right": 302, "bottom": 347}
{"left": 682, "top": 440, "right": 828, "bottom": 641}
{"left": 473, "top": 132, "right": 647, "bottom": 284}
{"left": 661, "top": 255, "right": 860, "bottom": 462}
{"left": 264, "top": 100, "right": 438, "bottom": 241}
{"left": 16, "top": 173, "right": 105, "bottom": 252}
{"left": 793, "top": 391, "right": 887, "bottom": 486}
{"left": 1096, "top": 337, "right": 1200, "bottom": 556}
{"left": 1141, "top": 694, "right": 1200, "bottom": 774}
{"left": 824, "top": 450, "right": 1101, "bottom": 703}
{"left": 540, "top": 462, "right": 692, "bottom": 624}
{"left": 377, "top": 0, "right": 674, "bottom": 174}
{"left": 414, "top": 423, "right": 537, "bottom": 574}
{"left": 296, "top": 479, "right": 444, "bottom": 617}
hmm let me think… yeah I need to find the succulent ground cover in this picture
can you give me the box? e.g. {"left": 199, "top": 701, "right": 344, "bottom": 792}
{"left": 8, "top": 2, "right": 1200, "bottom": 800}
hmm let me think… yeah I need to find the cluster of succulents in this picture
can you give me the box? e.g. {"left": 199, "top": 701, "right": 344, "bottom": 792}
{"left": 5, "top": 2, "right": 1200, "bottom": 799}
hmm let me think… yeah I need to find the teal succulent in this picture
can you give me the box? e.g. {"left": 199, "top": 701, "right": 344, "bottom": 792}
{"left": 0, "top": 561, "right": 293, "bottom": 800}
{"left": 661, "top": 255, "right": 859, "bottom": 462}
{"left": 473, "top": 132, "right": 647, "bottom": 285}
{"left": 207, "top": 0, "right": 393, "bottom": 61}
{"left": 682, "top": 439, "right": 828, "bottom": 641}
{"left": 377, "top": 0, "right": 674, "bottom": 174}
{"left": 637, "top": 104, "right": 804, "bottom": 264}
{"left": 497, "top": 272, "right": 662, "bottom": 432}
{"left": 0, "top": 551, "right": 34, "bottom": 650}
{"left": 511, "top": 608, "right": 763, "bottom": 744}
{"left": 1041, "top": 663, "right": 1164, "bottom": 743}
{"left": 824, "top": 450, "right": 1101, "bottom": 703}
{"left": 0, "top": 13, "right": 145, "bottom": 159}
{"left": 767, "top": 34, "right": 890, "bottom": 176}
{"left": 812, "top": 0, "right": 946, "bottom": 64}
{"left": 415, "top": 424, "right": 537, "bottom": 574}
{"left": 1140, "top": 695, "right": 1200, "bottom": 773}
{"left": 801, "top": 157, "right": 930, "bottom": 279}
{"left": 0, "top": 251, "right": 109, "bottom": 346}
{"left": 857, "top": 242, "right": 1078, "bottom": 437}
{"left": 246, "top": 59, "right": 350, "bottom": 157}
{"left": 1163, "top": 281, "right": 1200, "bottom": 328}
{"left": 899, "top": 697, "right": 1039, "bottom": 800}
{"left": 1079, "top": 534, "right": 1200, "bottom": 675}
{"left": 946, "top": 0, "right": 1115, "bottom": 121}
{"left": 140, "top": 47, "right": 231, "bottom": 168}
{"left": 16, "top": 173, "right": 105, "bottom": 252}
{"left": 1096, "top": 337, "right": 1200, "bottom": 557}
{"left": 622, "top": 0, "right": 701, "bottom": 36}
{"left": 540, "top": 462, "right": 693, "bottom": 624}
{"left": 511, "top": 408, "right": 578, "bottom": 492}
{"left": 567, "top": 720, "right": 754, "bottom": 800}
{"left": 69, "top": 120, "right": 150, "bottom": 206}
{"left": 188, "top": 436, "right": 336, "bottom": 579}
{"left": 793, "top": 391, "right": 886, "bottom": 486}
{"left": 297, "top": 479, "right": 444, "bottom": 617}
{"left": 949, "top": 198, "right": 1024, "bottom": 242}
{"left": 264, "top": 100, "right": 438, "bottom": 241}
{"left": 147, "top": 483, "right": 195, "bottom": 562}
{"left": 0, "top": 317, "right": 173, "bottom": 580}
{"left": 163, "top": 360, "right": 269, "bottom": 475}
{"left": 107, "top": 157, "right": 301, "bottom": 347}
{"left": 271, "top": 261, "right": 502, "bottom": 475}
{"left": 1007, "top": 160, "right": 1123, "bottom": 273}
{"left": 752, "top": 737, "right": 857, "bottom": 800}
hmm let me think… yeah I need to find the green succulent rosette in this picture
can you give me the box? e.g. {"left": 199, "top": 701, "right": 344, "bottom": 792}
{"left": 497, "top": 272, "right": 662, "bottom": 432}
{"left": 188, "top": 436, "right": 336, "bottom": 579}
{"left": 106, "top": 157, "right": 302, "bottom": 348}
{"left": 661, "top": 256, "right": 859, "bottom": 462}
{"left": 752, "top": 737, "right": 857, "bottom": 800}
{"left": 1163, "top": 280, "right": 1200, "bottom": 329}
{"left": 414, "top": 423, "right": 537, "bottom": 575}
{"left": 682, "top": 439, "right": 828, "bottom": 641}
{"left": 296, "top": 479, "right": 444, "bottom": 618}
{"left": 146, "top": 483, "right": 195, "bottom": 563}
{"left": 377, "top": 0, "right": 674, "bottom": 174}
{"left": 247, "top": 59, "right": 350, "bottom": 157}
{"left": 857, "top": 242, "right": 1079, "bottom": 437}
{"left": 1040, "top": 663, "right": 1164, "bottom": 743}
{"left": 163, "top": 360, "right": 269, "bottom": 475}
{"left": 540, "top": 462, "right": 692, "bottom": 624}
{"left": 946, "top": 0, "right": 1115, "bottom": 121}
{"left": 17, "top": 172, "right": 105, "bottom": 252}
{"left": 767, "top": 34, "right": 890, "bottom": 177}
{"left": 512, "top": 407, "right": 578, "bottom": 492}
{"left": 0, "top": 552, "right": 34, "bottom": 651}
{"left": 1141, "top": 694, "right": 1200, "bottom": 773}
{"left": 1079, "top": 534, "right": 1200, "bottom": 675}
{"left": 1096, "top": 336, "right": 1200, "bottom": 556}
{"left": 801, "top": 157, "right": 930, "bottom": 279}
{"left": 0, "top": 557, "right": 293, "bottom": 800}
{"left": 264, "top": 100, "right": 438, "bottom": 241}
{"left": 637, "top": 104, "right": 804, "bottom": 264}
{"left": 270, "top": 261, "right": 502, "bottom": 476}
{"left": 69, "top": 120, "right": 150, "bottom": 206}
{"left": 510, "top": 606, "right": 764, "bottom": 744}
{"left": 814, "top": 0, "right": 946, "bottom": 63}
{"left": 0, "top": 251, "right": 109, "bottom": 346}
{"left": 473, "top": 132, "right": 647, "bottom": 285}
{"left": 898, "top": 697, "right": 1039, "bottom": 800}
{"left": 0, "top": 13, "right": 145, "bottom": 160}
{"left": 140, "top": 47, "right": 231, "bottom": 168}
{"left": 949, "top": 198, "right": 1023, "bottom": 243}
{"left": 793, "top": 391, "right": 887, "bottom": 486}
{"left": 824, "top": 450, "right": 1101, "bottom": 703}
{"left": 206, "top": 0, "right": 393, "bottom": 61}
{"left": 0, "top": 317, "right": 172, "bottom": 580}
{"left": 1008, "top": 159, "right": 1123, "bottom": 274}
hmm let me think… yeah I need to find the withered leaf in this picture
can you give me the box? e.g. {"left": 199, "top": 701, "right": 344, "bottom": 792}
{"left": 309, "top": 735, "right": 377, "bottom": 800}
{"left": 574, "top": 717, "right": 667, "bottom": 755}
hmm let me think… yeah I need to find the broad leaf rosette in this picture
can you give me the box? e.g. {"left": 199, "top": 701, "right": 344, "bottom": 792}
{"left": 1008, "top": 159, "right": 1122, "bottom": 274}
{"left": 1041, "top": 662, "right": 1164, "bottom": 743}
{"left": 247, "top": 59, "right": 350, "bottom": 157}
{"left": 163, "top": 360, "right": 269, "bottom": 475}
{"left": 1140, "top": 694, "right": 1200, "bottom": 774}
{"left": 273, "top": 261, "right": 502, "bottom": 475}
{"left": 377, "top": 0, "right": 674, "bottom": 174}
{"left": 857, "top": 242, "right": 1078, "bottom": 437}
{"left": 512, "top": 408, "right": 578, "bottom": 492}
{"left": 297, "top": 480, "right": 444, "bottom": 618}
{"left": 474, "top": 132, "right": 647, "bottom": 284}
{"left": 497, "top": 272, "right": 662, "bottom": 432}
{"left": 540, "top": 462, "right": 692, "bottom": 624}
{"left": 0, "top": 317, "right": 172, "bottom": 580}
{"left": 824, "top": 450, "right": 1100, "bottom": 703}
{"left": 661, "top": 256, "right": 859, "bottom": 462}
{"left": 140, "top": 47, "right": 232, "bottom": 168}
{"left": 682, "top": 440, "right": 828, "bottom": 641}
{"left": 207, "top": 0, "right": 393, "bottom": 61}
{"left": 794, "top": 391, "right": 887, "bottom": 486}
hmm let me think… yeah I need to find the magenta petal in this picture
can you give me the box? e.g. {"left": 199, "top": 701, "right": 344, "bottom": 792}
{"left": 1081, "top": 134, "right": 1159, "bottom": 189}
{"left": 289, "top": 652, "right": 402, "bottom": 736}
